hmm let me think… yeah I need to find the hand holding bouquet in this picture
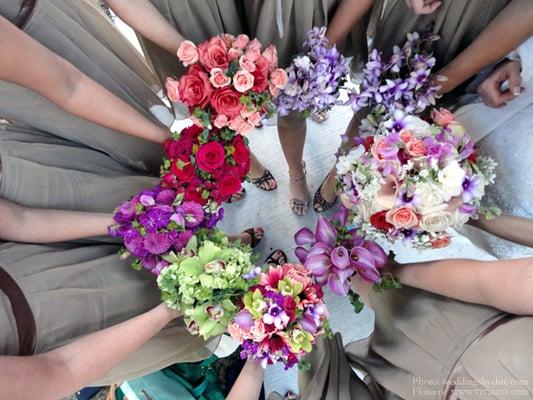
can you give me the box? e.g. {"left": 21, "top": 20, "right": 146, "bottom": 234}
{"left": 228, "top": 263, "right": 329, "bottom": 369}
{"left": 167, "top": 34, "right": 287, "bottom": 135}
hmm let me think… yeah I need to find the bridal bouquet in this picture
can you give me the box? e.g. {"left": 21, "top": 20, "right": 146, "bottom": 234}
{"left": 336, "top": 110, "right": 497, "bottom": 249}
{"left": 166, "top": 34, "right": 287, "bottom": 135}
{"left": 228, "top": 263, "right": 329, "bottom": 369}
{"left": 158, "top": 232, "right": 258, "bottom": 340}
{"left": 109, "top": 185, "right": 223, "bottom": 275}
{"left": 161, "top": 124, "right": 250, "bottom": 206}
{"left": 294, "top": 209, "right": 394, "bottom": 297}
{"left": 276, "top": 27, "right": 350, "bottom": 118}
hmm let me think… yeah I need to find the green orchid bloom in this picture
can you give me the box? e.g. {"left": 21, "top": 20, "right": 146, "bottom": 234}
{"left": 288, "top": 328, "right": 314, "bottom": 353}
{"left": 243, "top": 289, "right": 267, "bottom": 319}
{"left": 277, "top": 278, "right": 304, "bottom": 297}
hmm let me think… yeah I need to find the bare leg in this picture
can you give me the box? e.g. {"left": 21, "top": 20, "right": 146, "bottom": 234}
{"left": 278, "top": 116, "right": 309, "bottom": 216}
{"left": 227, "top": 227, "right": 264, "bottom": 247}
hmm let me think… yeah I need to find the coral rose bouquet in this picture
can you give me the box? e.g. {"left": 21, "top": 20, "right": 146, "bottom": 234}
{"left": 109, "top": 184, "right": 223, "bottom": 275}
{"left": 157, "top": 232, "right": 259, "bottom": 340}
{"left": 161, "top": 124, "right": 250, "bottom": 207}
{"left": 276, "top": 27, "right": 350, "bottom": 118}
{"left": 336, "top": 110, "right": 498, "bottom": 249}
{"left": 228, "top": 263, "right": 329, "bottom": 369}
{"left": 166, "top": 34, "right": 287, "bottom": 135}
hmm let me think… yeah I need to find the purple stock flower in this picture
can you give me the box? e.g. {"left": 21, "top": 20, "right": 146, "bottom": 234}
{"left": 179, "top": 201, "right": 205, "bottom": 228}
{"left": 234, "top": 310, "right": 254, "bottom": 329}
{"left": 143, "top": 231, "right": 171, "bottom": 255}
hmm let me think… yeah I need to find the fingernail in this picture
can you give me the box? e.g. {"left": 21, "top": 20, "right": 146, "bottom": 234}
{"left": 435, "top": 75, "right": 448, "bottom": 82}
{"left": 512, "top": 87, "right": 521, "bottom": 96}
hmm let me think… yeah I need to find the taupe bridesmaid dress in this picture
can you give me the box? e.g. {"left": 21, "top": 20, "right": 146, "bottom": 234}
{"left": 0, "top": 0, "right": 172, "bottom": 175}
{"left": 137, "top": 0, "right": 246, "bottom": 86}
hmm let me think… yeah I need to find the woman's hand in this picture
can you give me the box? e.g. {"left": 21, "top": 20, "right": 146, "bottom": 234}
{"left": 404, "top": 0, "right": 442, "bottom": 15}
{"left": 477, "top": 60, "right": 523, "bottom": 108}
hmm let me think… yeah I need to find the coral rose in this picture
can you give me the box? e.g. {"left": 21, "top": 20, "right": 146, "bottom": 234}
{"left": 165, "top": 77, "right": 180, "bottom": 102}
{"left": 431, "top": 108, "right": 455, "bottom": 126}
{"left": 270, "top": 68, "right": 288, "bottom": 89}
{"left": 209, "top": 68, "right": 231, "bottom": 88}
{"left": 385, "top": 207, "right": 419, "bottom": 229}
{"left": 210, "top": 87, "right": 243, "bottom": 119}
{"left": 198, "top": 37, "right": 229, "bottom": 70}
{"left": 178, "top": 66, "right": 212, "bottom": 108}
{"left": 233, "top": 70, "right": 255, "bottom": 93}
{"left": 177, "top": 40, "right": 199, "bottom": 66}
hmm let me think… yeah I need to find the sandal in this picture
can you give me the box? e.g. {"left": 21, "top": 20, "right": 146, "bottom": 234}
{"left": 241, "top": 227, "right": 264, "bottom": 249}
{"left": 264, "top": 249, "right": 288, "bottom": 266}
{"left": 311, "top": 109, "right": 329, "bottom": 123}
{"left": 251, "top": 169, "right": 277, "bottom": 191}
{"left": 227, "top": 187, "right": 246, "bottom": 204}
{"left": 313, "top": 173, "right": 337, "bottom": 213}
{"left": 289, "top": 162, "right": 310, "bottom": 216}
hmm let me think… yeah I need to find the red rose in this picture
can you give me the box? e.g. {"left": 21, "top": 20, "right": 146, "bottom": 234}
{"left": 161, "top": 172, "right": 177, "bottom": 188}
{"left": 178, "top": 65, "right": 212, "bottom": 108}
{"left": 198, "top": 37, "right": 229, "bottom": 71}
{"left": 180, "top": 124, "right": 203, "bottom": 141}
{"left": 183, "top": 187, "right": 208, "bottom": 205}
{"left": 252, "top": 56, "right": 269, "bottom": 92}
{"left": 232, "top": 135, "right": 250, "bottom": 165}
{"left": 196, "top": 141, "right": 226, "bottom": 172}
{"left": 164, "top": 138, "right": 194, "bottom": 159}
{"left": 218, "top": 174, "right": 242, "bottom": 199}
{"left": 467, "top": 149, "right": 478, "bottom": 164}
{"left": 363, "top": 136, "right": 375, "bottom": 151}
{"left": 210, "top": 87, "right": 243, "bottom": 119}
{"left": 170, "top": 157, "right": 196, "bottom": 182}
{"left": 370, "top": 210, "right": 394, "bottom": 231}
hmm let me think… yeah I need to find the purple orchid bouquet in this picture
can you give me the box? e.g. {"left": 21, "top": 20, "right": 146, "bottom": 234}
{"left": 349, "top": 31, "right": 440, "bottom": 125}
{"left": 276, "top": 27, "right": 350, "bottom": 118}
{"left": 109, "top": 184, "right": 223, "bottom": 275}
{"left": 294, "top": 208, "right": 398, "bottom": 312}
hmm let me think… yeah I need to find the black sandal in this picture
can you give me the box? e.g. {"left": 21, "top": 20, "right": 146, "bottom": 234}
{"left": 313, "top": 175, "right": 337, "bottom": 213}
{"left": 264, "top": 249, "right": 288, "bottom": 266}
{"left": 251, "top": 169, "right": 277, "bottom": 191}
{"left": 241, "top": 227, "right": 264, "bottom": 249}
{"left": 226, "top": 187, "right": 246, "bottom": 204}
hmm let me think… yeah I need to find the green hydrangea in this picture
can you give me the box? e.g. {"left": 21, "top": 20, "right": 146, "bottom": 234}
{"left": 157, "top": 233, "right": 257, "bottom": 340}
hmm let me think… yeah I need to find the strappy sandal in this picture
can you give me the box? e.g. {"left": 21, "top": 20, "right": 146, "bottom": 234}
{"left": 241, "top": 227, "right": 264, "bottom": 249}
{"left": 311, "top": 109, "right": 329, "bottom": 123}
{"left": 313, "top": 173, "right": 337, "bottom": 213}
{"left": 264, "top": 249, "right": 288, "bottom": 266}
{"left": 251, "top": 169, "right": 277, "bottom": 191}
{"left": 289, "top": 163, "right": 310, "bottom": 216}
{"left": 226, "top": 187, "right": 246, "bottom": 204}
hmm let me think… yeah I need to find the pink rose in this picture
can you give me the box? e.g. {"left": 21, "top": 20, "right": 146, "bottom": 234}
{"left": 399, "top": 129, "right": 413, "bottom": 143}
{"left": 269, "top": 82, "right": 280, "bottom": 97}
{"left": 210, "top": 87, "right": 243, "bottom": 119}
{"left": 386, "top": 207, "right": 419, "bottom": 229}
{"left": 245, "top": 48, "right": 261, "bottom": 62}
{"left": 270, "top": 68, "right": 288, "bottom": 89}
{"left": 165, "top": 77, "right": 180, "bottom": 102}
{"left": 240, "top": 108, "right": 256, "bottom": 119}
{"left": 248, "top": 111, "right": 262, "bottom": 127}
{"left": 198, "top": 37, "right": 229, "bottom": 70}
{"left": 209, "top": 68, "right": 231, "bottom": 88}
{"left": 247, "top": 38, "right": 262, "bottom": 52}
{"left": 371, "top": 139, "right": 395, "bottom": 161}
{"left": 229, "top": 116, "right": 254, "bottom": 135}
{"left": 262, "top": 45, "right": 278, "bottom": 70}
{"left": 233, "top": 70, "right": 255, "bottom": 93}
{"left": 406, "top": 140, "right": 426, "bottom": 157}
{"left": 213, "top": 114, "right": 229, "bottom": 129}
{"left": 251, "top": 56, "right": 269, "bottom": 92}
{"left": 239, "top": 55, "right": 256, "bottom": 72}
{"left": 221, "top": 33, "right": 236, "bottom": 48}
{"left": 228, "top": 47, "right": 243, "bottom": 61}
{"left": 431, "top": 107, "right": 455, "bottom": 126}
{"left": 178, "top": 65, "right": 212, "bottom": 108}
{"left": 177, "top": 40, "right": 199, "bottom": 66}
{"left": 234, "top": 34, "right": 250, "bottom": 50}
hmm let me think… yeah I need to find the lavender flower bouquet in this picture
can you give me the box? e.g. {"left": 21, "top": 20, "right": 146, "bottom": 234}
{"left": 109, "top": 184, "right": 223, "bottom": 275}
{"left": 276, "top": 27, "right": 350, "bottom": 118}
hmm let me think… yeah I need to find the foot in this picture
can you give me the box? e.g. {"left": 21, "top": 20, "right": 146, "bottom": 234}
{"left": 314, "top": 169, "right": 337, "bottom": 213}
{"left": 239, "top": 227, "right": 264, "bottom": 248}
{"left": 289, "top": 164, "right": 310, "bottom": 216}
{"left": 227, "top": 187, "right": 246, "bottom": 204}
{"left": 249, "top": 152, "right": 277, "bottom": 191}
{"left": 311, "top": 110, "right": 329, "bottom": 123}
{"left": 264, "top": 249, "right": 288, "bottom": 266}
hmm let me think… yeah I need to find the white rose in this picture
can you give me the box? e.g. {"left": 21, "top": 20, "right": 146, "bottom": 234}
{"left": 404, "top": 115, "right": 432, "bottom": 137}
{"left": 415, "top": 182, "right": 450, "bottom": 210}
{"left": 438, "top": 160, "right": 466, "bottom": 198}
{"left": 420, "top": 210, "right": 455, "bottom": 233}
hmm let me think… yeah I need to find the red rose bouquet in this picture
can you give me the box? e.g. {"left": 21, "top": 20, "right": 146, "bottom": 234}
{"left": 161, "top": 124, "right": 250, "bottom": 207}
{"left": 166, "top": 34, "right": 287, "bottom": 135}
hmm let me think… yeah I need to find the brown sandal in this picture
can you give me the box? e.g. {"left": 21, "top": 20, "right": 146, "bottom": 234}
{"left": 251, "top": 169, "right": 277, "bottom": 191}
{"left": 313, "top": 175, "right": 337, "bottom": 213}
{"left": 264, "top": 249, "right": 288, "bottom": 266}
{"left": 226, "top": 187, "right": 246, "bottom": 204}
{"left": 241, "top": 227, "right": 264, "bottom": 248}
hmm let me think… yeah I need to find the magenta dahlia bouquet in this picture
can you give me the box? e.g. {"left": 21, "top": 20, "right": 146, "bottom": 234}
{"left": 109, "top": 184, "right": 223, "bottom": 275}
{"left": 228, "top": 263, "right": 329, "bottom": 369}
{"left": 160, "top": 124, "right": 250, "bottom": 207}
{"left": 166, "top": 34, "right": 287, "bottom": 135}
{"left": 276, "top": 27, "right": 350, "bottom": 118}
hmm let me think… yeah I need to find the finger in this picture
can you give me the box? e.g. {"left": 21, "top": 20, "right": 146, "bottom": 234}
{"left": 508, "top": 72, "right": 523, "bottom": 97}
{"left": 421, "top": 1, "right": 442, "bottom": 14}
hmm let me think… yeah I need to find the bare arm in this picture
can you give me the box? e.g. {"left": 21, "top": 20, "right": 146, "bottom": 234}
{"left": 0, "top": 304, "right": 179, "bottom": 400}
{"left": 325, "top": 0, "right": 374, "bottom": 46}
{"left": 105, "top": 0, "right": 185, "bottom": 54}
{"left": 226, "top": 359, "right": 265, "bottom": 400}
{"left": 0, "top": 199, "right": 113, "bottom": 243}
{"left": 470, "top": 214, "right": 533, "bottom": 249}
{"left": 395, "top": 257, "right": 533, "bottom": 315}
{"left": 0, "top": 15, "right": 169, "bottom": 143}
{"left": 437, "top": 0, "right": 533, "bottom": 94}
